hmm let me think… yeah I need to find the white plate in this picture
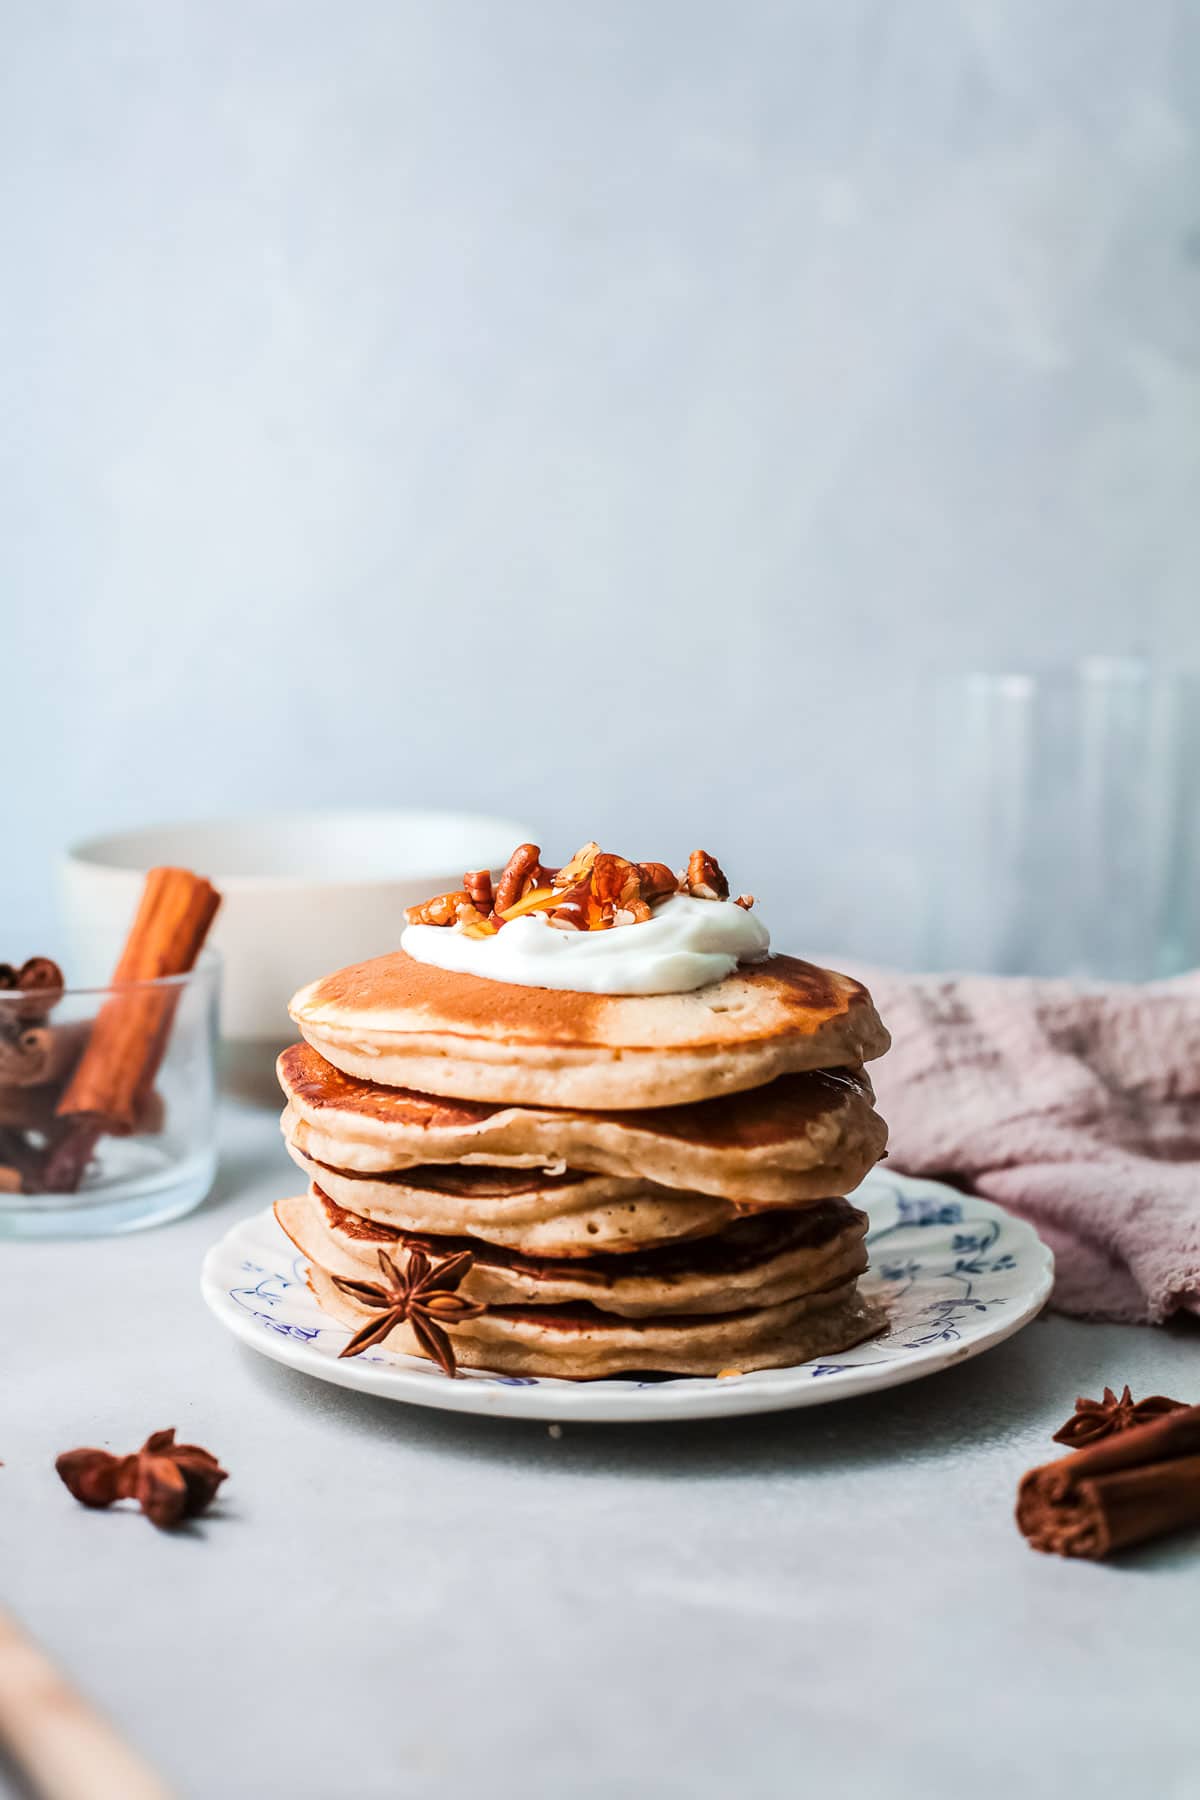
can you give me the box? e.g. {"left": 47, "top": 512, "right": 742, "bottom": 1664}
{"left": 200, "top": 1170, "right": 1053, "bottom": 1422}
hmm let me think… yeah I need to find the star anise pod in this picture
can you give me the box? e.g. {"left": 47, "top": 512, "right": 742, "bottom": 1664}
{"left": 56, "top": 1428, "right": 228, "bottom": 1529}
{"left": 1052, "top": 1385, "right": 1187, "bottom": 1449}
{"left": 332, "top": 1245, "right": 486, "bottom": 1377}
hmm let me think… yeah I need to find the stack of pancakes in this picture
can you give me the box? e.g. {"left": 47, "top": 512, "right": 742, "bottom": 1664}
{"left": 275, "top": 950, "right": 891, "bottom": 1378}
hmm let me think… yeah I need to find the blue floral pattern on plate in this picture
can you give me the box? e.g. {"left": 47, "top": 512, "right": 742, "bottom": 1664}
{"left": 200, "top": 1169, "right": 1054, "bottom": 1423}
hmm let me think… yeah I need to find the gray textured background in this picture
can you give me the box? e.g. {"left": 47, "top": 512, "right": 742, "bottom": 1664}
{"left": 4, "top": 1, "right": 1199, "bottom": 956}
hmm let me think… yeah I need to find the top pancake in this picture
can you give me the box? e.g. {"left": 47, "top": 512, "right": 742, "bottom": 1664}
{"left": 289, "top": 949, "right": 889, "bottom": 1108}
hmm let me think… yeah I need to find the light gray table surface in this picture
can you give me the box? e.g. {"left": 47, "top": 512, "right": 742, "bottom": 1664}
{"left": 4, "top": 1091, "right": 1198, "bottom": 1800}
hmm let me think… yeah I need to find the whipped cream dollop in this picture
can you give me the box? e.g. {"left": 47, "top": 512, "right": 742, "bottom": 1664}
{"left": 401, "top": 894, "right": 771, "bottom": 995}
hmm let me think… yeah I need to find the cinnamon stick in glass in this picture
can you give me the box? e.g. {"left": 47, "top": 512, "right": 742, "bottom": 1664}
{"left": 46, "top": 867, "right": 220, "bottom": 1190}
{"left": 1017, "top": 1403, "right": 1200, "bottom": 1558}
{"left": 0, "top": 956, "right": 64, "bottom": 1021}
{"left": 0, "top": 1020, "right": 88, "bottom": 1090}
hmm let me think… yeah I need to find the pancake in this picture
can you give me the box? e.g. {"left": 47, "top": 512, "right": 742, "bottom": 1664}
{"left": 305, "top": 1258, "right": 884, "bottom": 1377}
{"left": 276, "top": 1189, "right": 870, "bottom": 1317}
{"left": 289, "top": 949, "right": 890, "bottom": 1108}
{"left": 278, "top": 1043, "right": 888, "bottom": 1206}
{"left": 283, "top": 1144, "right": 735, "bottom": 1255}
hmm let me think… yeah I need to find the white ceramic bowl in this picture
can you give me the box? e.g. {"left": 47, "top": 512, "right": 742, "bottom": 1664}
{"left": 60, "top": 811, "right": 533, "bottom": 1042}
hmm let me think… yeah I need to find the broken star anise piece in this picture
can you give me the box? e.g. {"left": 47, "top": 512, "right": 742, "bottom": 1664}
{"left": 56, "top": 1428, "right": 228, "bottom": 1529}
{"left": 1052, "top": 1385, "right": 1188, "bottom": 1448}
{"left": 332, "top": 1245, "right": 486, "bottom": 1377}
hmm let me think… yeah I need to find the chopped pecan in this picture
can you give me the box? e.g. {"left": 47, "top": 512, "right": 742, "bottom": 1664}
{"left": 552, "top": 880, "right": 600, "bottom": 931}
{"left": 637, "top": 862, "right": 679, "bottom": 905}
{"left": 685, "top": 849, "right": 729, "bottom": 901}
{"left": 404, "top": 892, "right": 495, "bottom": 933}
{"left": 456, "top": 903, "right": 498, "bottom": 937}
{"left": 463, "top": 869, "right": 494, "bottom": 912}
{"left": 553, "top": 842, "right": 600, "bottom": 889}
{"left": 590, "top": 853, "right": 643, "bottom": 918}
{"left": 405, "top": 840, "right": 743, "bottom": 935}
{"left": 494, "top": 844, "right": 544, "bottom": 914}
{"left": 734, "top": 894, "right": 755, "bottom": 910}
{"left": 500, "top": 885, "right": 560, "bottom": 922}
{"left": 405, "top": 890, "right": 472, "bottom": 927}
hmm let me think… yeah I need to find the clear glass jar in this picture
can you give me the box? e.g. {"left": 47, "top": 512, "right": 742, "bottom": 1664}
{"left": 0, "top": 952, "right": 219, "bottom": 1238}
{"left": 922, "top": 659, "right": 1200, "bottom": 979}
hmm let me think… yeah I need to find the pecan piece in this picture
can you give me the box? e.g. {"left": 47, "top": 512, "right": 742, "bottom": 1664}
{"left": 463, "top": 869, "right": 494, "bottom": 913}
{"left": 455, "top": 903, "right": 498, "bottom": 937}
{"left": 494, "top": 844, "right": 544, "bottom": 915}
{"left": 734, "top": 894, "right": 755, "bottom": 910}
{"left": 405, "top": 890, "right": 472, "bottom": 927}
{"left": 637, "top": 862, "right": 678, "bottom": 905}
{"left": 685, "top": 849, "right": 729, "bottom": 901}
{"left": 553, "top": 842, "right": 600, "bottom": 888}
{"left": 590, "top": 853, "right": 643, "bottom": 917}
{"left": 500, "top": 885, "right": 560, "bottom": 922}
{"left": 551, "top": 880, "right": 599, "bottom": 931}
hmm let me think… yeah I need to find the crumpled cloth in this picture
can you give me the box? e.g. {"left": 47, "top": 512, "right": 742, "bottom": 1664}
{"left": 860, "top": 969, "right": 1200, "bottom": 1323}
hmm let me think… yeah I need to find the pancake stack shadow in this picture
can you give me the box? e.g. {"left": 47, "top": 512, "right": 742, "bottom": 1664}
{"left": 273, "top": 948, "right": 892, "bottom": 1380}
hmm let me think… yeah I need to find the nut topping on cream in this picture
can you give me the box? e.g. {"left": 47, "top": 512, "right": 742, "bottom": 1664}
{"left": 405, "top": 842, "right": 749, "bottom": 937}
{"left": 402, "top": 843, "right": 770, "bottom": 996}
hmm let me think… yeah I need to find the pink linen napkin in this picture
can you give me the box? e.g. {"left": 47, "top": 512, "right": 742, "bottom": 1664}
{"left": 859, "top": 969, "right": 1200, "bottom": 1323}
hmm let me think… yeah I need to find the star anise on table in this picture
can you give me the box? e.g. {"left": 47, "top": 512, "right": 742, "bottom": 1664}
{"left": 1052, "top": 1385, "right": 1187, "bottom": 1449}
{"left": 56, "top": 1428, "right": 228, "bottom": 1529}
{"left": 332, "top": 1246, "right": 486, "bottom": 1377}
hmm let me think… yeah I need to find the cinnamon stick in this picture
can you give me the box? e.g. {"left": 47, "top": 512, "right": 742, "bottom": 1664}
{"left": 1017, "top": 1403, "right": 1200, "bottom": 1558}
{"left": 0, "top": 1126, "right": 61, "bottom": 1190}
{"left": 45, "top": 869, "right": 220, "bottom": 1190}
{"left": 0, "top": 1020, "right": 88, "bottom": 1090}
{"left": 0, "top": 956, "right": 64, "bottom": 1023}
{"left": 0, "top": 1078, "right": 71, "bottom": 1134}
{"left": 0, "top": 1607, "right": 172, "bottom": 1800}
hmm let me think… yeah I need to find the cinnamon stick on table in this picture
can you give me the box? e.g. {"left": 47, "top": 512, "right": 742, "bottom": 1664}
{"left": 0, "top": 1607, "right": 171, "bottom": 1800}
{"left": 45, "top": 867, "right": 220, "bottom": 1192}
{"left": 1017, "top": 1403, "right": 1200, "bottom": 1559}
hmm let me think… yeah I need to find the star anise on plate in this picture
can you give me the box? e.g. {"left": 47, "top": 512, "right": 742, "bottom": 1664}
{"left": 56, "top": 1428, "right": 228, "bottom": 1529}
{"left": 331, "top": 1245, "right": 486, "bottom": 1377}
{"left": 1051, "top": 1385, "right": 1187, "bottom": 1449}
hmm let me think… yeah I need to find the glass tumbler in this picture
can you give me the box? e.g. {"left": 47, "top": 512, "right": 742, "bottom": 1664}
{"left": 923, "top": 659, "right": 1200, "bottom": 979}
{"left": 0, "top": 952, "right": 219, "bottom": 1238}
